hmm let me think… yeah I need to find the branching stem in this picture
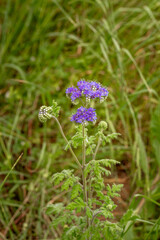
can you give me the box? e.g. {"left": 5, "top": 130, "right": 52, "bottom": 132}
{"left": 91, "top": 211, "right": 101, "bottom": 226}
{"left": 51, "top": 115, "right": 82, "bottom": 168}
{"left": 82, "top": 124, "right": 89, "bottom": 231}
{"left": 93, "top": 136, "right": 101, "bottom": 160}
{"left": 82, "top": 124, "right": 88, "bottom": 203}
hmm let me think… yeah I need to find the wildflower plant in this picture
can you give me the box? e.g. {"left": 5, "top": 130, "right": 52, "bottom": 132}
{"left": 38, "top": 80, "right": 138, "bottom": 240}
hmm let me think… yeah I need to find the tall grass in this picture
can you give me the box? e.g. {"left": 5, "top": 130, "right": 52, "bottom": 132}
{"left": 0, "top": 0, "right": 160, "bottom": 239}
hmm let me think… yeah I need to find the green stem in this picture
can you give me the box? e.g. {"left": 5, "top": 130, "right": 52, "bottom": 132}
{"left": 91, "top": 211, "right": 101, "bottom": 226}
{"left": 89, "top": 211, "right": 101, "bottom": 240}
{"left": 88, "top": 171, "right": 94, "bottom": 201}
{"left": 93, "top": 136, "right": 101, "bottom": 160}
{"left": 0, "top": 153, "right": 23, "bottom": 192}
{"left": 82, "top": 125, "right": 87, "bottom": 202}
{"left": 82, "top": 124, "right": 88, "bottom": 229}
{"left": 51, "top": 115, "right": 82, "bottom": 168}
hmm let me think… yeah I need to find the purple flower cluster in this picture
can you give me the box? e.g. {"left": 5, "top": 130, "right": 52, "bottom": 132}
{"left": 66, "top": 80, "right": 109, "bottom": 102}
{"left": 71, "top": 107, "right": 97, "bottom": 124}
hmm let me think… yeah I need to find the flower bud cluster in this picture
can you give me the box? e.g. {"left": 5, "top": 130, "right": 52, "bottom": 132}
{"left": 38, "top": 106, "right": 53, "bottom": 123}
{"left": 98, "top": 121, "right": 108, "bottom": 131}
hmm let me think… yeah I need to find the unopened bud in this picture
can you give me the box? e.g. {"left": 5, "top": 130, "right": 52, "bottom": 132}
{"left": 98, "top": 121, "right": 108, "bottom": 131}
{"left": 38, "top": 106, "right": 53, "bottom": 123}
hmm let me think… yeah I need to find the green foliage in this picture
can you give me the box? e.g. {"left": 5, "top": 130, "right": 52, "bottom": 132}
{"left": 65, "top": 125, "right": 84, "bottom": 150}
{"left": 66, "top": 197, "right": 86, "bottom": 213}
{"left": 150, "top": 101, "right": 160, "bottom": 166}
{"left": 120, "top": 209, "right": 140, "bottom": 237}
{"left": 49, "top": 124, "right": 125, "bottom": 240}
{"left": 71, "top": 184, "right": 83, "bottom": 199}
{"left": 86, "top": 135, "right": 96, "bottom": 156}
{"left": 52, "top": 169, "right": 74, "bottom": 185}
{"left": 52, "top": 169, "right": 81, "bottom": 191}
{"left": 120, "top": 209, "right": 139, "bottom": 225}
{"left": 52, "top": 100, "right": 61, "bottom": 118}
{"left": 105, "top": 133, "right": 121, "bottom": 143}
{"left": 97, "top": 159, "right": 120, "bottom": 168}
{"left": 101, "top": 221, "right": 123, "bottom": 240}
{"left": 63, "top": 226, "right": 81, "bottom": 240}
{"left": 46, "top": 203, "right": 64, "bottom": 215}
{"left": 107, "top": 183, "right": 123, "bottom": 198}
{"left": 97, "top": 131, "right": 121, "bottom": 146}
{"left": 85, "top": 159, "right": 118, "bottom": 178}
{"left": 65, "top": 126, "right": 96, "bottom": 156}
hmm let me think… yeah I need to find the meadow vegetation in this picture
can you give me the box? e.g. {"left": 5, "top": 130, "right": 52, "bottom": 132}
{"left": 0, "top": 0, "right": 160, "bottom": 239}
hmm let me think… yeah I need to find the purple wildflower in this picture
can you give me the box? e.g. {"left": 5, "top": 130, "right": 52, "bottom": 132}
{"left": 71, "top": 107, "right": 97, "bottom": 124}
{"left": 66, "top": 80, "right": 109, "bottom": 103}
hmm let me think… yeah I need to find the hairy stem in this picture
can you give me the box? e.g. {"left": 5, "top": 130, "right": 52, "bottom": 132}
{"left": 51, "top": 115, "right": 82, "bottom": 168}
{"left": 89, "top": 211, "right": 102, "bottom": 240}
{"left": 88, "top": 171, "right": 93, "bottom": 200}
{"left": 93, "top": 136, "right": 101, "bottom": 160}
{"left": 91, "top": 211, "right": 101, "bottom": 226}
{"left": 82, "top": 124, "right": 89, "bottom": 229}
{"left": 82, "top": 125, "right": 87, "bottom": 202}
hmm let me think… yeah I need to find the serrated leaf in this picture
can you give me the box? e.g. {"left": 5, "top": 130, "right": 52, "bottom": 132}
{"left": 65, "top": 226, "right": 80, "bottom": 236}
{"left": 61, "top": 177, "right": 75, "bottom": 190}
{"left": 52, "top": 100, "right": 61, "bottom": 117}
{"left": 100, "top": 167, "right": 111, "bottom": 176}
{"left": 71, "top": 184, "right": 82, "bottom": 199}
{"left": 107, "top": 184, "right": 123, "bottom": 198}
{"left": 66, "top": 197, "right": 86, "bottom": 213}
{"left": 97, "top": 159, "right": 119, "bottom": 168}
{"left": 100, "top": 207, "right": 114, "bottom": 219}
{"left": 86, "top": 206, "right": 92, "bottom": 218}
{"left": 120, "top": 209, "right": 139, "bottom": 225}
{"left": 46, "top": 203, "right": 64, "bottom": 215}
{"left": 52, "top": 169, "right": 77, "bottom": 190}
{"left": 52, "top": 214, "right": 67, "bottom": 227}
{"left": 105, "top": 133, "right": 121, "bottom": 143}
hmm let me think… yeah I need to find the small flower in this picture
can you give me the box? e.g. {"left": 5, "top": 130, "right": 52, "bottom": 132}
{"left": 71, "top": 107, "right": 97, "bottom": 124}
{"left": 66, "top": 79, "right": 109, "bottom": 103}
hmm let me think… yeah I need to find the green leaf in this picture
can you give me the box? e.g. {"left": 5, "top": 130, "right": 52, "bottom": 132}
{"left": 105, "top": 133, "right": 121, "bottom": 143}
{"left": 86, "top": 135, "right": 96, "bottom": 155}
{"left": 61, "top": 177, "right": 75, "bottom": 190}
{"left": 100, "top": 167, "right": 111, "bottom": 176}
{"left": 97, "top": 159, "right": 119, "bottom": 168}
{"left": 86, "top": 206, "right": 92, "bottom": 218}
{"left": 46, "top": 203, "right": 64, "bottom": 215}
{"left": 52, "top": 169, "right": 78, "bottom": 190}
{"left": 107, "top": 184, "right": 123, "bottom": 198}
{"left": 66, "top": 197, "right": 86, "bottom": 213}
{"left": 135, "top": 194, "right": 160, "bottom": 207}
{"left": 150, "top": 102, "right": 160, "bottom": 166}
{"left": 52, "top": 214, "right": 68, "bottom": 227}
{"left": 52, "top": 172, "right": 65, "bottom": 185}
{"left": 102, "top": 221, "right": 123, "bottom": 240}
{"left": 65, "top": 226, "right": 80, "bottom": 237}
{"left": 136, "top": 131, "right": 149, "bottom": 175}
{"left": 52, "top": 100, "right": 61, "bottom": 117}
{"left": 71, "top": 184, "right": 82, "bottom": 199}
{"left": 100, "top": 207, "right": 114, "bottom": 219}
{"left": 120, "top": 209, "right": 139, "bottom": 225}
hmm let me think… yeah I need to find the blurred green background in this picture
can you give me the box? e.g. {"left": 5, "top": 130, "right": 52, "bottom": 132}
{"left": 0, "top": 0, "right": 160, "bottom": 239}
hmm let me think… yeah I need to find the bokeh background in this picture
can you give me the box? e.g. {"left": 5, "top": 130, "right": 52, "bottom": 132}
{"left": 0, "top": 0, "right": 160, "bottom": 239}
